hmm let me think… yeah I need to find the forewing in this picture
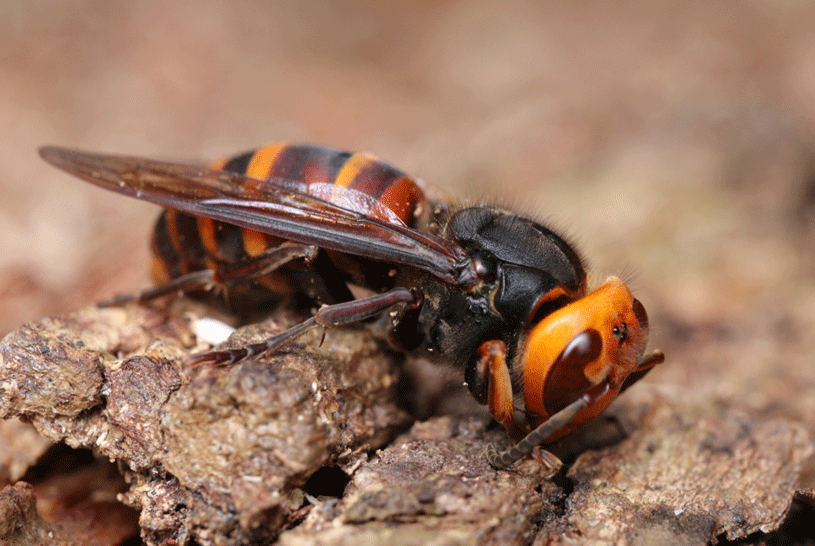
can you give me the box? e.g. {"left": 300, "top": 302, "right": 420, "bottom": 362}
{"left": 39, "top": 146, "right": 465, "bottom": 284}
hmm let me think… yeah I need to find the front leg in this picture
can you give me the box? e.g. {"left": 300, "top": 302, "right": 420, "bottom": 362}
{"left": 476, "top": 340, "right": 527, "bottom": 442}
{"left": 486, "top": 381, "right": 610, "bottom": 469}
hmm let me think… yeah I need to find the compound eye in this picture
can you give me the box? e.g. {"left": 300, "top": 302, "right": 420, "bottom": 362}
{"left": 632, "top": 298, "right": 649, "bottom": 331}
{"left": 561, "top": 329, "right": 602, "bottom": 364}
{"left": 543, "top": 329, "right": 602, "bottom": 415}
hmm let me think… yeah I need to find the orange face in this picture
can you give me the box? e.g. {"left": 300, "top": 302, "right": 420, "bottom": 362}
{"left": 520, "top": 276, "right": 652, "bottom": 441}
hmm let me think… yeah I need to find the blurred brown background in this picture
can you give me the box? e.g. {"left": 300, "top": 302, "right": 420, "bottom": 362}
{"left": 2, "top": 0, "right": 815, "bottom": 469}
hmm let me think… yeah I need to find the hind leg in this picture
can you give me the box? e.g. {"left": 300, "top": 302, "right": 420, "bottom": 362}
{"left": 100, "top": 243, "right": 319, "bottom": 306}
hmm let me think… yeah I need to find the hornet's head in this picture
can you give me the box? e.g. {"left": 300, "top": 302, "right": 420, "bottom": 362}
{"left": 520, "top": 276, "right": 663, "bottom": 442}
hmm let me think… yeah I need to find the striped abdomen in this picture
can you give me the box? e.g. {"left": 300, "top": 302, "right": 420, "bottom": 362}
{"left": 150, "top": 143, "right": 430, "bottom": 299}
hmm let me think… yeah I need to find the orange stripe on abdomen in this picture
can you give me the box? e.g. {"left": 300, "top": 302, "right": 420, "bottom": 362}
{"left": 242, "top": 228, "right": 271, "bottom": 257}
{"left": 246, "top": 143, "right": 287, "bottom": 180}
{"left": 197, "top": 216, "right": 219, "bottom": 257}
{"left": 333, "top": 152, "right": 377, "bottom": 187}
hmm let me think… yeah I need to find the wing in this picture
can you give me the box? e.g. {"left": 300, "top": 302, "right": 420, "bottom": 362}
{"left": 39, "top": 146, "right": 469, "bottom": 285}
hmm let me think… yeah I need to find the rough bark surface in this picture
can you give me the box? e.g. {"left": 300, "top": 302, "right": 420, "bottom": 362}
{"left": 0, "top": 303, "right": 410, "bottom": 545}
{"left": 559, "top": 397, "right": 812, "bottom": 545}
{"left": 0, "top": 461, "right": 138, "bottom": 546}
{"left": 1, "top": 299, "right": 813, "bottom": 545}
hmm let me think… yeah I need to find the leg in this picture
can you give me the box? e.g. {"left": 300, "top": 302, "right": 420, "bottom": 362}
{"left": 214, "top": 243, "right": 318, "bottom": 285}
{"left": 100, "top": 243, "right": 318, "bottom": 306}
{"left": 476, "top": 340, "right": 527, "bottom": 441}
{"left": 189, "top": 287, "right": 423, "bottom": 366}
{"left": 100, "top": 269, "right": 216, "bottom": 307}
{"left": 486, "top": 382, "right": 611, "bottom": 470}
